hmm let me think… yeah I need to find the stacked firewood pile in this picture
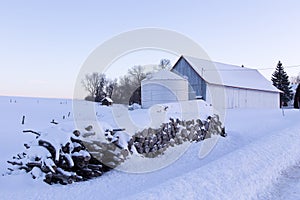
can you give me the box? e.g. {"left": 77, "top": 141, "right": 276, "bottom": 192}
{"left": 81, "top": 128, "right": 130, "bottom": 169}
{"left": 7, "top": 128, "right": 111, "bottom": 185}
{"left": 7, "top": 114, "right": 226, "bottom": 185}
{"left": 129, "top": 115, "right": 226, "bottom": 158}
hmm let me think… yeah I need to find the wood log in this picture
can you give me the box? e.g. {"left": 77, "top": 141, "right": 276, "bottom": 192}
{"left": 23, "top": 130, "right": 41, "bottom": 136}
{"left": 50, "top": 119, "right": 58, "bottom": 125}
{"left": 38, "top": 140, "right": 56, "bottom": 159}
{"left": 61, "top": 154, "right": 74, "bottom": 168}
{"left": 71, "top": 136, "right": 85, "bottom": 146}
{"left": 105, "top": 128, "right": 125, "bottom": 136}
{"left": 44, "top": 173, "right": 73, "bottom": 185}
{"left": 73, "top": 130, "right": 80, "bottom": 137}
{"left": 7, "top": 160, "right": 22, "bottom": 166}
{"left": 26, "top": 162, "right": 42, "bottom": 169}
{"left": 112, "top": 140, "right": 123, "bottom": 150}
{"left": 87, "top": 164, "right": 102, "bottom": 171}
{"left": 221, "top": 127, "right": 227, "bottom": 137}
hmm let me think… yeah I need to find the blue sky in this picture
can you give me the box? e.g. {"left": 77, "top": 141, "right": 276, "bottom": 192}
{"left": 1, "top": 0, "right": 300, "bottom": 98}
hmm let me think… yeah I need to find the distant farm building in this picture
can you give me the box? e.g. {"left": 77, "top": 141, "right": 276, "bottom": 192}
{"left": 101, "top": 97, "right": 113, "bottom": 106}
{"left": 171, "top": 55, "right": 281, "bottom": 109}
{"left": 141, "top": 70, "right": 188, "bottom": 108}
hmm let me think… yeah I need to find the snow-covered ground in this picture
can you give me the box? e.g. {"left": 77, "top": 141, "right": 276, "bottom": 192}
{"left": 262, "top": 164, "right": 300, "bottom": 199}
{"left": 1, "top": 96, "right": 300, "bottom": 199}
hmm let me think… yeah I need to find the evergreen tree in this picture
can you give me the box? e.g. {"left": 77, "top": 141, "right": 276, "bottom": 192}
{"left": 271, "top": 61, "right": 293, "bottom": 107}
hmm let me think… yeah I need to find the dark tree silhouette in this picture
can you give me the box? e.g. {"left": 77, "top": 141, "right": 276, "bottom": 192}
{"left": 271, "top": 61, "right": 293, "bottom": 107}
{"left": 112, "top": 66, "right": 148, "bottom": 105}
{"left": 294, "top": 84, "right": 300, "bottom": 108}
{"left": 82, "top": 73, "right": 116, "bottom": 102}
{"left": 129, "top": 86, "right": 141, "bottom": 105}
{"left": 158, "top": 59, "right": 172, "bottom": 69}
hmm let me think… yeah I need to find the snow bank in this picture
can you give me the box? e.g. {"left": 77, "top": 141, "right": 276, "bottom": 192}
{"left": 128, "top": 124, "right": 300, "bottom": 200}
{"left": 2, "top": 96, "right": 300, "bottom": 199}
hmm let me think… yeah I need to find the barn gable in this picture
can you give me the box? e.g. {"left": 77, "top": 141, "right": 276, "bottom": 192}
{"left": 172, "top": 57, "right": 207, "bottom": 100}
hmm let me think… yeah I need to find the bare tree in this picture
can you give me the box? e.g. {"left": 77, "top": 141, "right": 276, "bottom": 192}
{"left": 158, "top": 59, "right": 171, "bottom": 69}
{"left": 106, "top": 79, "right": 117, "bottom": 98}
{"left": 81, "top": 72, "right": 100, "bottom": 97}
{"left": 112, "top": 75, "right": 134, "bottom": 104}
{"left": 82, "top": 72, "right": 116, "bottom": 102}
{"left": 128, "top": 65, "right": 148, "bottom": 85}
{"left": 112, "top": 65, "right": 149, "bottom": 104}
{"left": 290, "top": 72, "right": 300, "bottom": 84}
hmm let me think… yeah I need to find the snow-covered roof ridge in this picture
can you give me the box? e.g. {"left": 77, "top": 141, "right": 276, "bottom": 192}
{"left": 182, "top": 55, "right": 281, "bottom": 93}
{"left": 101, "top": 97, "right": 113, "bottom": 102}
{"left": 144, "top": 69, "right": 187, "bottom": 81}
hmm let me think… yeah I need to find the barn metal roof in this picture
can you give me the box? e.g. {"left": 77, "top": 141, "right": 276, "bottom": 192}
{"left": 143, "top": 69, "right": 187, "bottom": 81}
{"left": 177, "top": 55, "right": 281, "bottom": 93}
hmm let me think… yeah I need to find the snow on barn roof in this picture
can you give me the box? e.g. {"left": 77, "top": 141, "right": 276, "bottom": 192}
{"left": 101, "top": 97, "right": 113, "bottom": 102}
{"left": 143, "top": 69, "right": 187, "bottom": 81}
{"left": 180, "top": 55, "right": 281, "bottom": 93}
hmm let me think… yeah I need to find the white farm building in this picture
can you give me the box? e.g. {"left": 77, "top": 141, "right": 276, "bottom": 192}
{"left": 141, "top": 70, "right": 188, "bottom": 108}
{"left": 170, "top": 55, "right": 281, "bottom": 109}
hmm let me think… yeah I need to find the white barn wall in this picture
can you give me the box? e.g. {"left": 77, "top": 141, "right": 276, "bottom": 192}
{"left": 242, "top": 89, "right": 280, "bottom": 109}
{"left": 206, "top": 84, "right": 280, "bottom": 109}
{"left": 205, "top": 84, "right": 227, "bottom": 110}
{"left": 141, "top": 79, "right": 188, "bottom": 109}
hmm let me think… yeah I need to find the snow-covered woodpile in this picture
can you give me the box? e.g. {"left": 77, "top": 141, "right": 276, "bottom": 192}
{"left": 7, "top": 114, "right": 226, "bottom": 185}
{"left": 7, "top": 128, "right": 112, "bottom": 185}
{"left": 82, "top": 128, "right": 130, "bottom": 169}
{"left": 130, "top": 115, "right": 226, "bottom": 158}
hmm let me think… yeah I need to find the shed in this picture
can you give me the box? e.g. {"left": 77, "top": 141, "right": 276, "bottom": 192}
{"left": 101, "top": 97, "right": 113, "bottom": 106}
{"left": 141, "top": 70, "right": 188, "bottom": 108}
{"left": 171, "top": 55, "right": 281, "bottom": 109}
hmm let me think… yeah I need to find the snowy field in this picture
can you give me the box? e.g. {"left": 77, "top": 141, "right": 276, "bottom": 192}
{"left": 0, "top": 96, "right": 300, "bottom": 199}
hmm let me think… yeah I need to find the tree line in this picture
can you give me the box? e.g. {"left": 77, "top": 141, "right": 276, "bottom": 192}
{"left": 81, "top": 59, "right": 171, "bottom": 105}
{"left": 82, "top": 59, "right": 299, "bottom": 108}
